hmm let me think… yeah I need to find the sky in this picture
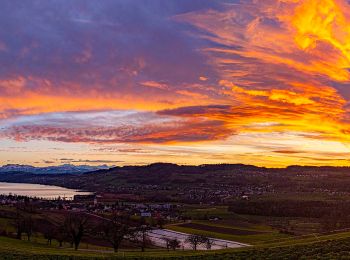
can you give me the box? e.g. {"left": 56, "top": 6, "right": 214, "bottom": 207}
{"left": 1, "top": 0, "right": 350, "bottom": 167}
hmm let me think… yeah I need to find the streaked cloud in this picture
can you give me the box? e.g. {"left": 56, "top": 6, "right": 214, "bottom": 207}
{"left": 1, "top": 0, "right": 350, "bottom": 166}
{"left": 1, "top": 110, "right": 232, "bottom": 144}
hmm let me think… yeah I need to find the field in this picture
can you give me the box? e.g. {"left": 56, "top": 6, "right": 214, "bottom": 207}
{"left": 166, "top": 221, "right": 288, "bottom": 245}
{"left": 2, "top": 199, "right": 350, "bottom": 259}
{"left": 178, "top": 223, "right": 264, "bottom": 236}
{"left": 165, "top": 205, "right": 292, "bottom": 245}
{"left": 3, "top": 230, "right": 350, "bottom": 259}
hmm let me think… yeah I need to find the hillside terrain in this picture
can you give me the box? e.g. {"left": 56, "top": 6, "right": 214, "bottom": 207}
{"left": 3, "top": 230, "right": 350, "bottom": 259}
{"left": 3, "top": 163, "right": 350, "bottom": 259}
{"left": 2, "top": 163, "right": 350, "bottom": 200}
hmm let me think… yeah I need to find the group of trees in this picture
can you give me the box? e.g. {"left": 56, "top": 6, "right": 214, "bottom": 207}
{"left": 161, "top": 234, "right": 214, "bottom": 251}
{"left": 64, "top": 213, "right": 88, "bottom": 250}
{"left": 102, "top": 220, "right": 216, "bottom": 252}
{"left": 229, "top": 200, "right": 350, "bottom": 218}
{"left": 13, "top": 202, "right": 35, "bottom": 241}
{"left": 100, "top": 214, "right": 158, "bottom": 252}
{"left": 321, "top": 209, "right": 350, "bottom": 232}
{"left": 12, "top": 210, "right": 156, "bottom": 252}
{"left": 185, "top": 234, "right": 214, "bottom": 250}
{"left": 10, "top": 204, "right": 214, "bottom": 252}
{"left": 162, "top": 237, "right": 181, "bottom": 251}
{"left": 14, "top": 210, "right": 33, "bottom": 241}
{"left": 14, "top": 209, "right": 88, "bottom": 250}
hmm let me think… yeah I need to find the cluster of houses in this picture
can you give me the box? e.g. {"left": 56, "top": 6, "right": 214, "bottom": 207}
{"left": 72, "top": 195, "right": 181, "bottom": 221}
{"left": 0, "top": 193, "right": 182, "bottom": 222}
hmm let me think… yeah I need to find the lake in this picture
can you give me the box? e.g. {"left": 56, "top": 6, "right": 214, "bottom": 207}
{"left": 0, "top": 182, "right": 91, "bottom": 200}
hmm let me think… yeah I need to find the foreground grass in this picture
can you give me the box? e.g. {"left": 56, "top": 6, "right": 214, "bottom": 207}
{"left": 0, "top": 236, "right": 225, "bottom": 259}
{"left": 4, "top": 230, "right": 350, "bottom": 259}
{"left": 0, "top": 232, "right": 350, "bottom": 260}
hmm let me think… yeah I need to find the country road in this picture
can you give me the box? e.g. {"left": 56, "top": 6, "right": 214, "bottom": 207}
{"left": 84, "top": 212, "right": 250, "bottom": 251}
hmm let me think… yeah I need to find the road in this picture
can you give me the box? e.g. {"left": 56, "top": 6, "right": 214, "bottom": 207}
{"left": 84, "top": 212, "right": 250, "bottom": 250}
{"left": 148, "top": 229, "right": 250, "bottom": 250}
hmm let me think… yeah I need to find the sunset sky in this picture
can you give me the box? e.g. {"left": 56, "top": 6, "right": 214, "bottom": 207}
{"left": 1, "top": 0, "right": 350, "bottom": 167}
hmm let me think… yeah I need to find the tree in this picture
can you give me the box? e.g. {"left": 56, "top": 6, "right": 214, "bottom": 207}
{"left": 185, "top": 234, "right": 206, "bottom": 250}
{"left": 13, "top": 210, "right": 25, "bottom": 240}
{"left": 161, "top": 237, "right": 171, "bottom": 251}
{"left": 23, "top": 215, "right": 33, "bottom": 241}
{"left": 205, "top": 237, "right": 214, "bottom": 250}
{"left": 13, "top": 201, "right": 36, "bottom": 241}
{"left": 55, "top": 225, "right": 67, "bottom": 247}
{"left": 43, "top": 225, "right": 55, "bottom": 245}
{"left": 64, "top": 213, "right": 87, "bottom": 250}
{"left": 37, "top": 219, "right": 56, "bottom": 245}
{"left": 101, "top": 215, "right": 134, "bottom": 252}
{"left": 156, "top": 216, "right": 165, "bottom": 229}
{"left": 169, "top": 238, "right": 181, "bottom": 251}
{"left": 13, "top": 210, "right": 33, "bottom": 241}
{"left": 135, "top": 224, "right": 151, "bottom": 252}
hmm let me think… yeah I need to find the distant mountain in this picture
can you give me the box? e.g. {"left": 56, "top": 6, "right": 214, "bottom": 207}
{"left": 0, "top": 164, "right": 111, "bottom": 174}
{"left": 2, "top": 163, "right": 350, "bottom": 194}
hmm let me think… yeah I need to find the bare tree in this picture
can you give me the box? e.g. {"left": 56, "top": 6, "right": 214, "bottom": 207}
{"left": 135, "top": 224, "right": 151, "bottom": 252}
{"left": 100, "top": 215, "right": 134, "bottom": 252}
{"left": 55, "top": 225, "right": 67, "bottom": 247}
{"left": 64, "top": 213, "right": 88, "bottom": 250}
{"left": 169, "top": 238, "right": 181, "bottom": 251}
{"left": 37, "top": 219, "right": 56, "bottom": 246}
{"left": 14, "top": 212, "right": 25, "bottom": 240}
{"left": 185, "top": 234, "right": 206, "bottom": 251}
{"left": 13, "top": 201, "right": 36, "bottom": 241}
{"left": 161, "top": 237, "right": 171, "bottom": 251}
{"left": 13, "top": 209, "right": 33, "bottom": 241}
{"left": 43, "top": 225, "right": 55, "bottom": 245}
{"left": 205, "top": 237, "right": 214, "bottom": 250}
{"left": 23, "top": 215, "right": 33, "bottom": 241}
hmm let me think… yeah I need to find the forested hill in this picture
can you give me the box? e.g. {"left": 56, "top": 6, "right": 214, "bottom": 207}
{"left": 2, "top": 163, "right": 350, "bottom": 196}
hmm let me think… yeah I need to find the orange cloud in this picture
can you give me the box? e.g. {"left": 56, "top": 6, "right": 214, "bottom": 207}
{"left": 3, "top": 0, "right": 350, "bottom": 167}
{"left": 141, "top": 81, "right": 169, "bottom": 90}
{"left": 2, "top": 116, "right": 232, "bottom": 145}
{"left": 173, "top": 0, "right": 350, "bottom": 148}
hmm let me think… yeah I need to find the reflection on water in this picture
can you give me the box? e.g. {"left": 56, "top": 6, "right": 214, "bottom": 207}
{"left": 0, "top": 182, "right": 91, "bottom": 200}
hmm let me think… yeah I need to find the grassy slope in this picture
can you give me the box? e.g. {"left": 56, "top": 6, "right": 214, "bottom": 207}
{"left": 166, "top": 224, "right": 287, "bottom": 244}
{"left": 3, "top": 231, "right": 350, "bottom": 259}
{"left": 165, "top": 218, "right": 289, "bottom": 245}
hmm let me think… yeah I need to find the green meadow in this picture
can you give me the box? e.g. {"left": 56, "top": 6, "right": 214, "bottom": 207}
{"left": 3, "top": 230, "right": 350, "bottom": 259}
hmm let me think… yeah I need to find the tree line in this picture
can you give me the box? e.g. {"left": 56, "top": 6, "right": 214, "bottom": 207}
{"left": 3, "top": 202, "right": 215, "bottom": 252}
{"left": 229, "top": 200, "right": 350, "bottom": 218}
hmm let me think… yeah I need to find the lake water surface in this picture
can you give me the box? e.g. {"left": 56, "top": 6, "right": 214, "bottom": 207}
{"left": 0, "top": 182, "right": 91, "bottom": 200}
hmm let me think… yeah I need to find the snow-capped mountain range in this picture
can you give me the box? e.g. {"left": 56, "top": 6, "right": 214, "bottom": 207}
{"left": 0, "top": 164, "right": 110, "bottom": 174}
